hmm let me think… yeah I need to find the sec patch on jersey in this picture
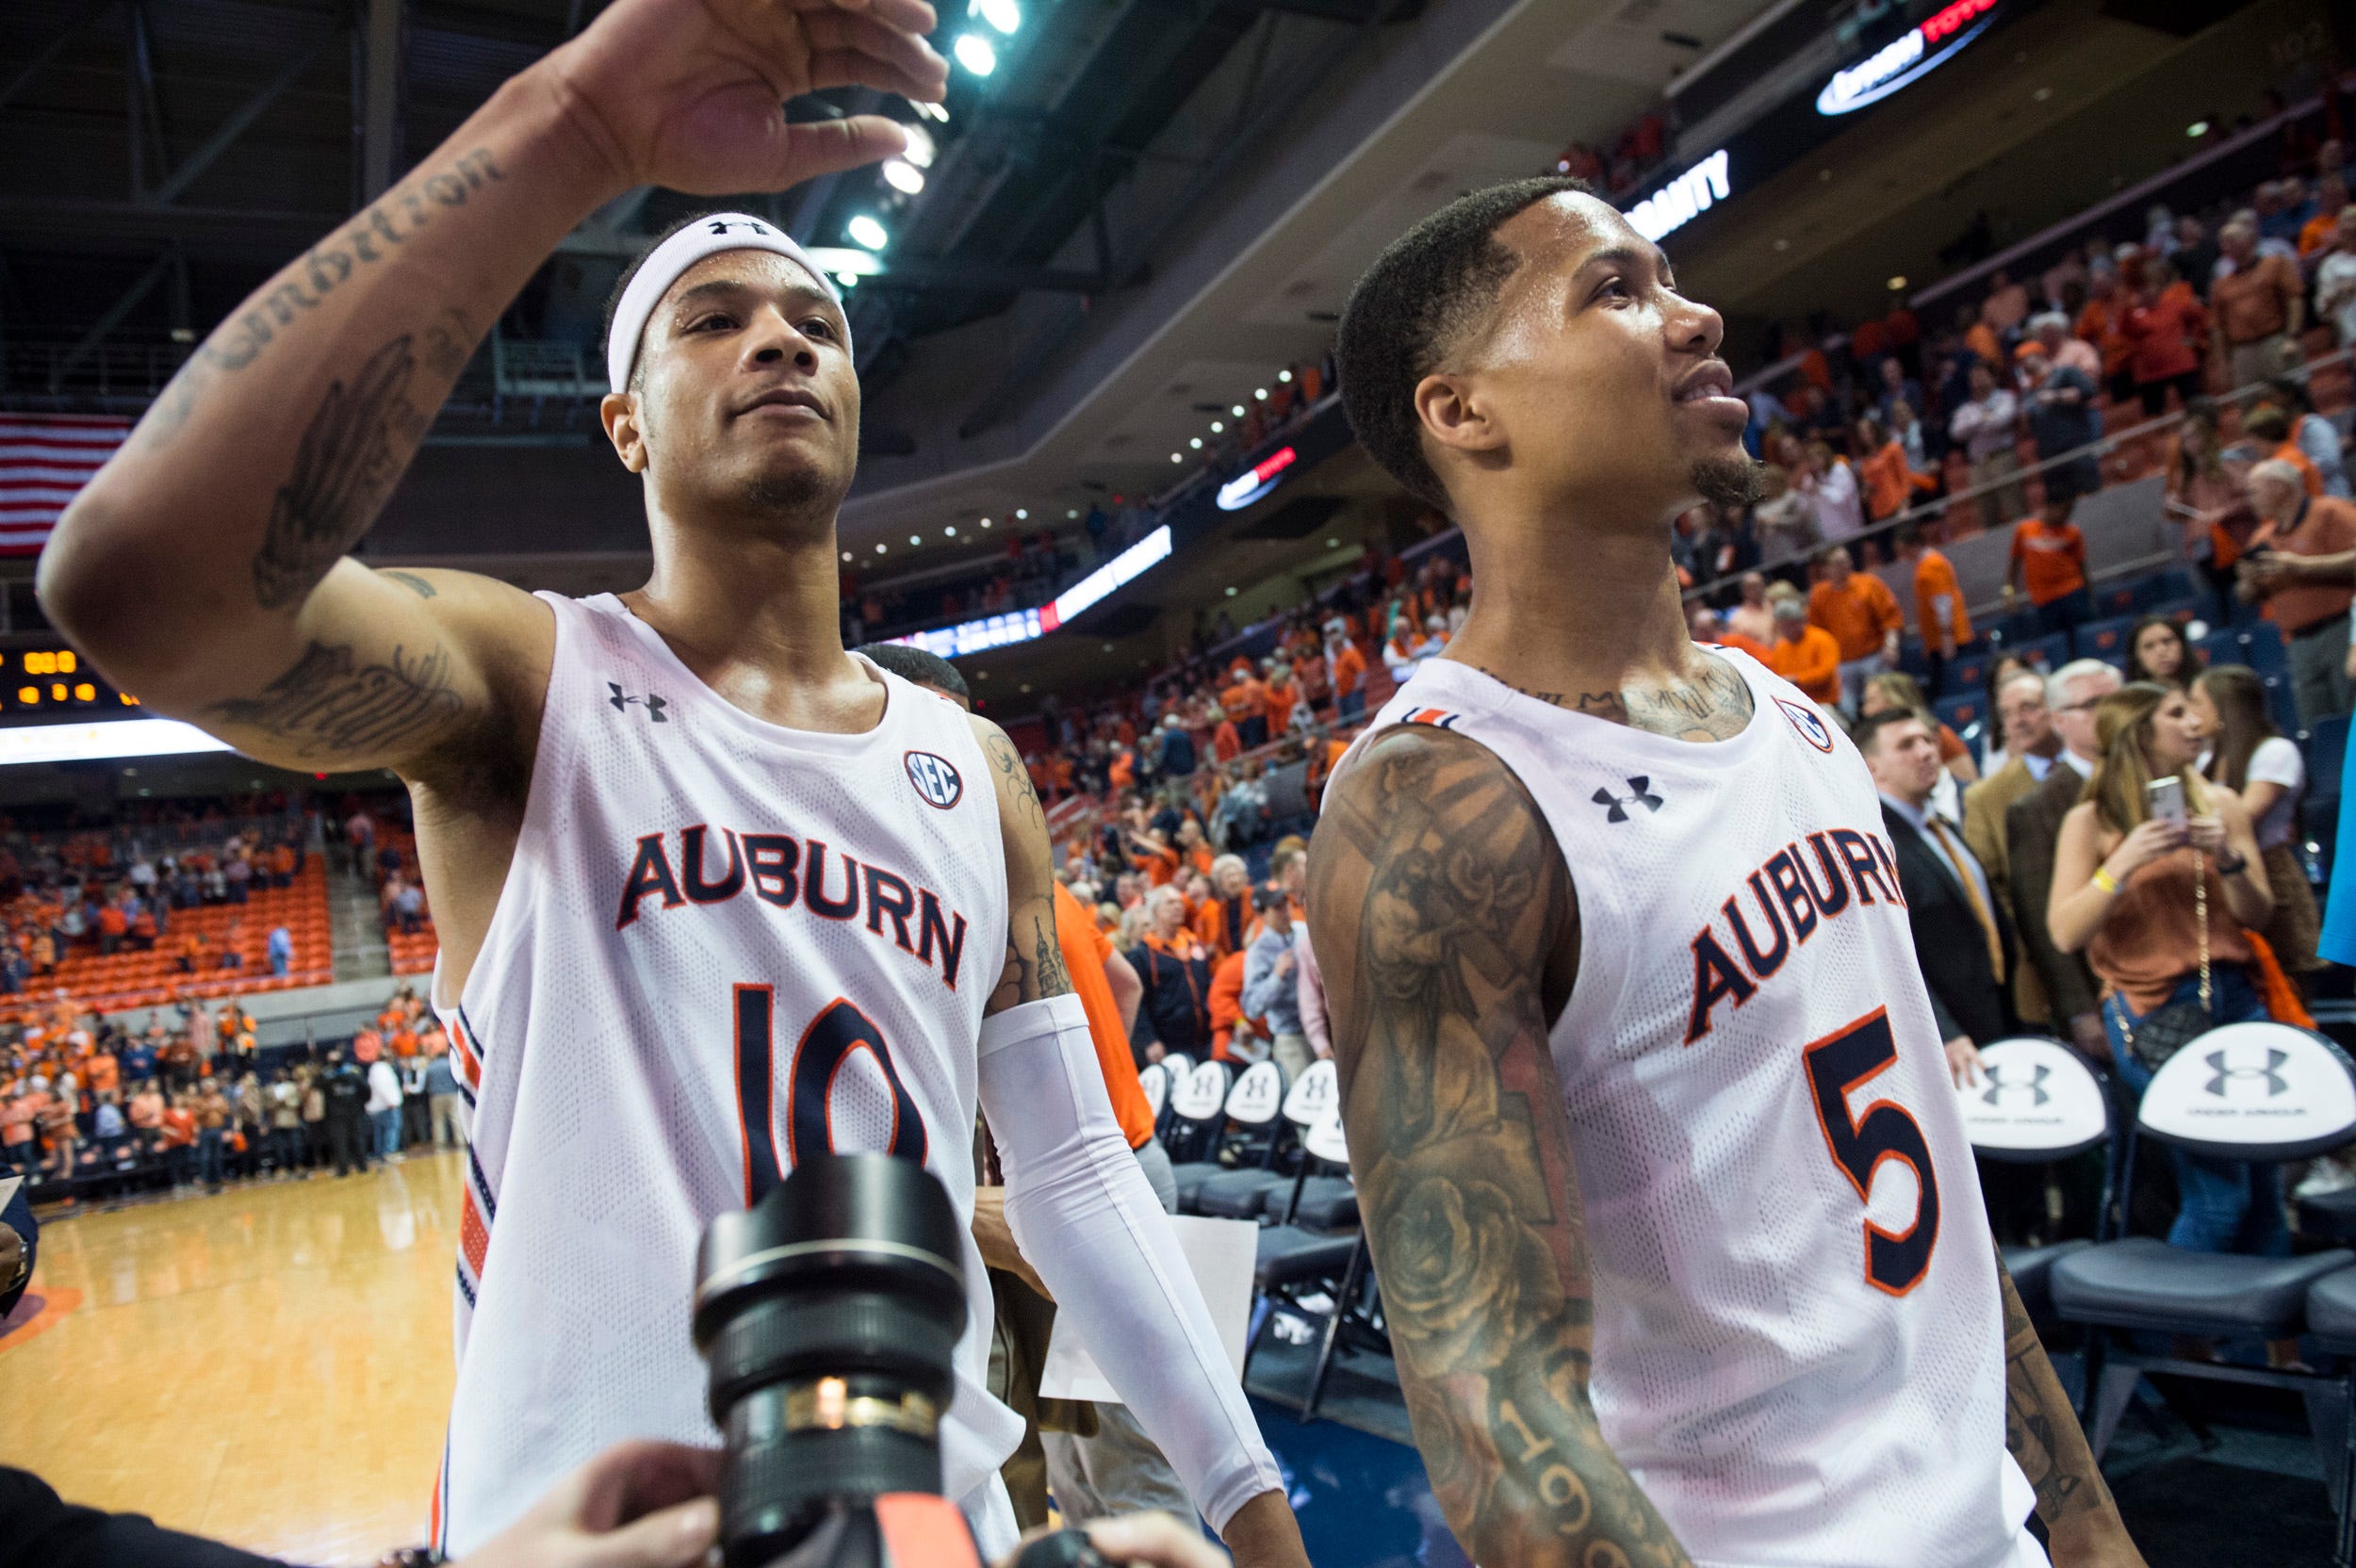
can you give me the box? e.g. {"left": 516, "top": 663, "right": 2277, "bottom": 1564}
{"left": 904, "top": 749, "right": 964, "bottom": 809}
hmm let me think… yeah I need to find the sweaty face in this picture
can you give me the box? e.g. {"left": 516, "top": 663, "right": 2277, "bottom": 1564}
{"left": 607, "top": 251, "right": 860, "bottom": 522}
{"left": 1432, "top": 192, "right": 1757, "bottom": 521}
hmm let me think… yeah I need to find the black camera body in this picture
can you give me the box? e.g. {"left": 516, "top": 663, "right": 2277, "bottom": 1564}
{"left": 694, "top": 1152, "right": 1109, "bottom": 1568}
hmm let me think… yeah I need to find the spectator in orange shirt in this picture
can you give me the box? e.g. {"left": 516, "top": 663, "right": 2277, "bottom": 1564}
{"left": 2210, "top": 217, "right": 2304, "bottom": 388}
{"left": 1209, "top": 708, "right": 1242, "bottom": 763}
{"left": 1766, "top": 596, "right": 1842, "bottom": 707}
{"left": 2298, "top": 175, "right": 2348, "bottom": 255}
{"left": 1856, "top": 416, "right": 1936, "bottom": 522}
{"left": 1325, "top": 620, "right": 1367, "bottom": 722}
{"left": 1261, "top": 662, "right": 1298, "bottom": 738}
{"left": 1219, "top": 662, "right": 1268, "bottom": 749}
{"left": 1807, "top": 546, "right": 1905, "bottom": 714}
{"left": 2004, "top": 500, "right": 2090, "bottom": 634}
{"left": 1898, "top": 525, "right": 1972, "bottom": 694}
{"left": 352, "top": 1026, "right": 384, "bottom": 1065}
{"left": 1204, "top": 950, "right": 1258, "bottom": 1063}
{"left": 1193, "top": 854, "right": 1252, "bottom": 960}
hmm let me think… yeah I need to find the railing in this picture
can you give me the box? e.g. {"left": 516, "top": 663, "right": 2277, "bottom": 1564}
{"left": 1684, "top": 344, "right": 2356, "bottom": 613}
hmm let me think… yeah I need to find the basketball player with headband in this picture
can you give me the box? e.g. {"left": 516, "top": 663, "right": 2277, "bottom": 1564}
{"left": 39, "top": 1, "right": 1306, "bottom": 1563}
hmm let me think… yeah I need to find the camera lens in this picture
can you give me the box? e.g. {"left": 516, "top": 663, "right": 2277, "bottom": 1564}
{"left": 694, "top": 1152, "right": 968, "bottom": 1568}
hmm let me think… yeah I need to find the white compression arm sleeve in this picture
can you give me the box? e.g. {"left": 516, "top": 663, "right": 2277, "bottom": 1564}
{"left": 975, "top": 994, "right": 1283, "bottom": 1531}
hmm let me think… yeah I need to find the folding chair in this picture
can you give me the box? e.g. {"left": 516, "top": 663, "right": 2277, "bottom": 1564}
{"left": 2051, "top": 1021, "right": 2356, "bottom": 1465}
{"left": 1164, "top": 1059, "right": 1233, "bottom": 1212}
{"left": 1137, "top": 1061, "right": 1170, "bottom": 1128}
{"left": 1190, "top": 1061, "right": 1299, "bottom": 1219}
{"left": 1246, "top": 1107, "right": 1382, "bottom": 1420}
{"left": 1954, "top": 1037, "right": 2111, "bottom": 1317}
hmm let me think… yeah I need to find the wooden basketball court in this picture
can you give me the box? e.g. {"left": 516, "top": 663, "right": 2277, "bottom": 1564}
{"left": 0, "top": 1154, "right": 466, "bottom": 1565}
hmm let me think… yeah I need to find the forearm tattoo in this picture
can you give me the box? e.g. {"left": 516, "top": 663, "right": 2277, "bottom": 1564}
{"left": 981, "top": 727, "right": 1072, "bottom": 1011}
{"left": 207, "top": 639, "right": 464, "bottom": 761}
{"left": 1999, "top": 1252, "right": 2112, "bottom": 1531}
{"left": 1310, "top": 730, "right": 1693, "bottom": 1568}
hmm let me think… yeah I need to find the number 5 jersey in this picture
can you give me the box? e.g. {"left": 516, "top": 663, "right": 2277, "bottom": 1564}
{"left": 1332, "top": 652, "right": 2035, "bottom": 1568}
{"left": 430, "top": 592, "right": 1021, "bottom": 1558}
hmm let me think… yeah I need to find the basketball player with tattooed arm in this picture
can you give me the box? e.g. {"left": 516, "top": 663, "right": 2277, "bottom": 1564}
{"left": 1309, "top": 179, "right": 2147, "bottom": 1568}
{"left": 37, "top": 2, "right": 1306, "bottom": 1563}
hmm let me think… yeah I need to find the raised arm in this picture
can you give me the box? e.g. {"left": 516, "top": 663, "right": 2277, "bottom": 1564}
{"left": 968, "top": 715, "right": 1305, "bottom": 1568}
{"left": 1307, "top": 727, "right": 1693, "bottom": 1568}
{"left": 37, "top": 0, "right": 945, "bottom": 778}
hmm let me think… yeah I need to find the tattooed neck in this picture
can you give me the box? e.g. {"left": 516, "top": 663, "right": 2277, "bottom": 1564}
{"left": 1472, "top": 653, "right": 1756, "bottom": 743}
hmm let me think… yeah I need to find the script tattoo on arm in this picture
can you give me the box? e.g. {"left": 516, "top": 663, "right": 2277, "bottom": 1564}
{"left": 978, "top": 725, "right": 1072, "bottom": 1013}
{"left": 1475, "top": 651, "right": 1754, "bottom": 743}
{"left": 253, "top": 335, "right": 431, "bottom": 609}
{"left": 1308, "top": 728, "right": 1693, "bottom": 1568}
{"left": 207, "top": 640, "right": 466, "bottom": 766}
{"left": 1999, "top": 1250, "right": 2123, "bottom": 1540}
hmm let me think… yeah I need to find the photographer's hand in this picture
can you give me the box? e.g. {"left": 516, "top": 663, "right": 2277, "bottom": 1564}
{"left": 455, "top": 1441, "right": 721, "bottom": 1568}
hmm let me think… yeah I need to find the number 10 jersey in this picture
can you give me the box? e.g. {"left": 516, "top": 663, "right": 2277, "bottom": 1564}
{"left": 429, "top": 592, "right": 1019, "bottom": 1559}
{"left": 1333, "top": 653, "right": 2034, "bottom": 1568}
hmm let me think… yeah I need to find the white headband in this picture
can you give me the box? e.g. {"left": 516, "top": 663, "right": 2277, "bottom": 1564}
{"left": 604, "top": 212, "right": 846, "bottom": 394}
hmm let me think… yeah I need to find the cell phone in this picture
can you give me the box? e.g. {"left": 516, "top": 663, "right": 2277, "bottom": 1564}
{"left": 2147, "top": 776, "right": 2186, "bottom": 825}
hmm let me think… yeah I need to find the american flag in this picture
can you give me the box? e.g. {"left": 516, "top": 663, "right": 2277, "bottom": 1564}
{"left": 0, "top": 413, "right": 130, "bottom": 557}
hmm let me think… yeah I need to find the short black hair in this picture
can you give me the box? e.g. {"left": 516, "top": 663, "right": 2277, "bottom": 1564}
{"left": 855, "top": 643, "right": 971, "bottom": 704}
{"left": 1850, "top": 706, "right": 1931, "bottom": 758}
{"left": 1337, "top": 176, "right": 1595, "bottom": 509}
{"left": 600, "top": 209, "right": 744, "bottom": 394}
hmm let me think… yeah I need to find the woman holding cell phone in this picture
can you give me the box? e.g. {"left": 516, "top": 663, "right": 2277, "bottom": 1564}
{"left": 2048, "top": 681, "right": 2282, "bottom": 1261}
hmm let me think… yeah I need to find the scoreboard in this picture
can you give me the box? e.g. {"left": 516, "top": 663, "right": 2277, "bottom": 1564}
{"left": 0, "top": 646, "right": 139, "bottom": 722}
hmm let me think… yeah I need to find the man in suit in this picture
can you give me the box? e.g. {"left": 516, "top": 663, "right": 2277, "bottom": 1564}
{"left": 1857, "top": 710, "right": 2013, "bottom": 1080}
{"left": 2004, "top": 659, "right": 2120, "bottom": 1062}
{"left": 1859, "top": 708, "right": 2049, "bottom": 1244}
{"left": 1961, "top": 670, "right": 2070, "bottom": 1026}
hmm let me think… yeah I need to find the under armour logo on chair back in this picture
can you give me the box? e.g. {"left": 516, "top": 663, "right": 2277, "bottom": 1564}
{"left": 2138, "top": 1021, "right": 2356, "bottom": 1162}
{"left": 1955, "top": 1037, "right": 2109, "bottom": 1160}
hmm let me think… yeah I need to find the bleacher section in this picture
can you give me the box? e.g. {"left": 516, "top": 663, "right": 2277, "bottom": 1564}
{"left": 375, "top": 829, "right": 439, "bottom": 977}
{"left": 0, "top": 863, "right": 335, "bottom": 1025}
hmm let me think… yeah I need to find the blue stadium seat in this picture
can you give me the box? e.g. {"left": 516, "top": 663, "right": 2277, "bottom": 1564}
{"left": 2073, "top": 616, "right": 2136, "bottom": 662}
{"left": 2012, "top": 632, "right": 2071, "bottom": 672}
{"left": 2196, "top": 627, "right": 2242, "bottom": 669}
{"left": 1897, "top": 641, "right": 1931, "bottom": 683}
{"left": 2309, "top": 713, "right": 2350, "bottom": 806}
{"left": 1941, "top": 649, "right": 1991, "bottom": 701}
{"left": 1934, "top": 693, "right": 1983, "bottom": 736}
{"left": 2135, "top": 567, "right": 2203, "bottom": 611}
{"left": 2243, "top": 624, "right": 2291, "bottom": 678}
{"left": 2092, "top": 580, "right": 2142, "bottom": 620}
{"left": 2144, "top": 596, "right": 2201, "bottom": 629}
{"left": 2266, "top": 674, "right": 2298, "bottom": 732}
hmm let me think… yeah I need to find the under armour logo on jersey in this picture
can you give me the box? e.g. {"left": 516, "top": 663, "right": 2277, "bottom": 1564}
{"left": 1592, "top": 776, "right": 1663, "bottom": 824}
{"left": 2205, "top": 1047, "right": 2290, "bottom": 1098}
{"left": 705, "top": 218, "right": 776, "bottom": 238}
{"left": 1981, "top": 1063, "right": 2052, "bottom": 1107}
{"left": 608, "top": 682, "right": 668, "bottom": 723}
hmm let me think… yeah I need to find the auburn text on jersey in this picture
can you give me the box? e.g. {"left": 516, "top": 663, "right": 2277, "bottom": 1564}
{"left": 1687, "top": 827, "right": 1908, "bottom": 1043}
{"left": 616, "top": 825, "right": 971, "bottom": 991}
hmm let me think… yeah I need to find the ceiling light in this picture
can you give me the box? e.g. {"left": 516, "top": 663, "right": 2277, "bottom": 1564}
{"left": 953, "top": 33, "right": 997, "bottom": 74}
{"left": 835, "top": 271, "right": 859, "bottom": 288}
{"left": 2032, "top": 87, "right": 2052, "bottom": 102}
{"left": 1279, "top": 369, "right": 1293, "bottom": 383}
{"left": 1209, "top": 420, "right": 1223, "bottom": 433}
{"left": 842, "top": 551, "right": 853, "bottom": 562}
{"left": 973, "top": 0, "right": 1021, "bottom": 34}
{"left": 882, "top": 159, "right": 924, "bottom": 194}
{"left": 1773, "top": 237, "right": 1790, "bottom": 252}
{"left": 909, "top": 534, "right": 922, "bottom": 546}
{"left": 944, "top": 525, "right": 958, "bottom": 536}
{"left": 1223, "top": 586, "right": 1237, "bottom": 596}
{"left": 1015, "top": 508, "right": 1027, "bottom": 519}
{"left": 1325, "top": 537, "right": 1340, "bottom": 548}
{"left": 847, "top": 214, "right": 889, "bottom": 251}
{"left": 1253, "top": 388, "right": 1268, "bottom": 400}
{"left": 1189, "top": 437, "right": 1203, "bottom": 449}
{"left": 1232, "top": 404, "right": 1245, "bottom": 416}
{"left": 1171, "top": 453, "right": 1183, "bottom": 463}
{"left": 875, "top": 543, "right": 888, "bottom": 553}
{"left": 980, "top": 517, "right": 992, "bottom": 528}
{"left": 1067, "top": 509, "right": 1078, "bottom": 518}
{"left": 1887, "top": 275, "right": 1907, "bottom": 291}
{"left": 899, "top": 123, "right": 938, "bottom": 168}
{"left": 1020, "top": 682, "right": 1032, "bottom": 694}
{"left": 2187, "top": 120, "right": 2209, "bottom": 137}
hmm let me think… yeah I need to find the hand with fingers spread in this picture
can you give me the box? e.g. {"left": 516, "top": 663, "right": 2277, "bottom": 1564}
{"left": 544, "top": 0, "right": 952, "bottom": 197}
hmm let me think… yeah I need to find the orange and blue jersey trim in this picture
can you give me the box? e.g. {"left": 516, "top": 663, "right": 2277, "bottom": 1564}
{"left": 1404, "top": 707, "right": 1463, "bottom": 730}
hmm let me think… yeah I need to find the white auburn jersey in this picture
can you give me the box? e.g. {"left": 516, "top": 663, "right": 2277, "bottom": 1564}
{"left": 429, "top": 592, "right": 1023, "bottom": 1557}
{"left": 1333, "top": 652, "right": 2035, "bottom": 1568}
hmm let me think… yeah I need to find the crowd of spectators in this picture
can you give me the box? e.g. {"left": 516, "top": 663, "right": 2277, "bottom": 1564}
{"left": 0, "top": 984, "right": 463, "bottom": 1200}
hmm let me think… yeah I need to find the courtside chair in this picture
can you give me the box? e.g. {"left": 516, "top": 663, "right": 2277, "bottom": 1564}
{"left": 1245, "top": 1106, "right": 1379, "bottom": 1422}
{"left": 1164, "top": 1058, "right": 1233, "bottom": 1211}
{"left": 1190, "top": 1060, "right": 1299, "bottom": 1219}
{"left": 1953, "top": 1037, "right": 2112, "bottom": 1318}
{"left": 2305, "top": 1269, "right": 2356, "bottom": 1564}
{"left": 2051, "top": 1021, "right": 2356, "bottom": 1464}
{"left": 1137, "top": 1061, "right": 1170, "bottom": 1129}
